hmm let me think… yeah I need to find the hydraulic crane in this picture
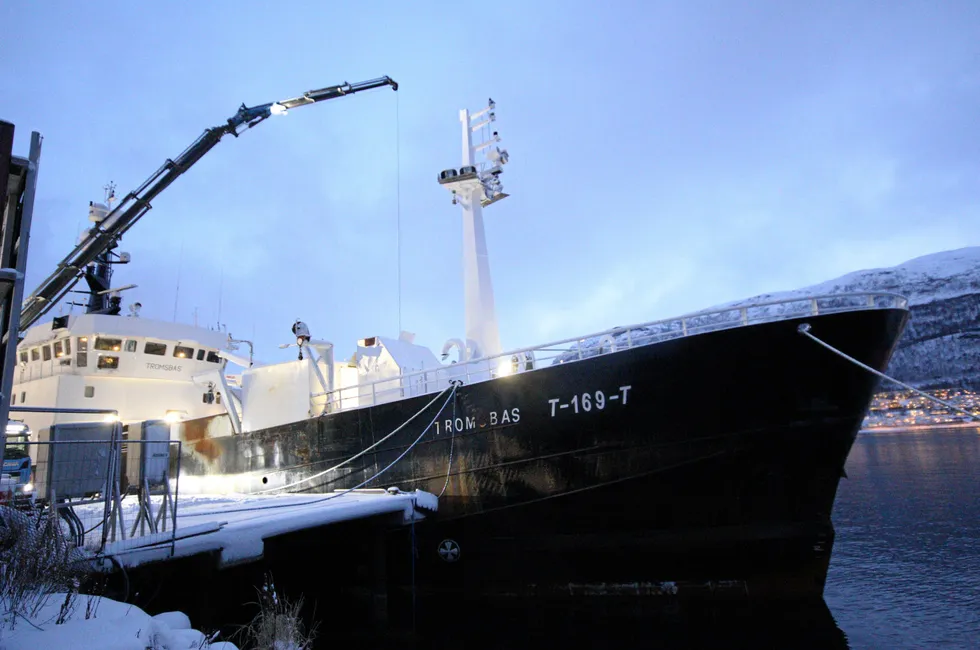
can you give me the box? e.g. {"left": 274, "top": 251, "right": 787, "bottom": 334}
{"left": 19, "top": 76, "right": 398, "bottom": 331}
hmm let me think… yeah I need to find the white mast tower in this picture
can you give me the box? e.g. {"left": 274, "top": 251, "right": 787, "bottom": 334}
{"left": 438, "top": 98, "right": 510, "bottom": 360}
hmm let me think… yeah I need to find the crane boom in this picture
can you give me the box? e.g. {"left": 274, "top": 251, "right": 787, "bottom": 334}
{"left": 20, "top": 76, "right": 398, "bottom": 331}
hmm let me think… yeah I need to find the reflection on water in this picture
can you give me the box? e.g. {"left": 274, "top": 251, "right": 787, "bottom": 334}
{"left": 825, "top": 427, "right": 980, "bottom": 649}
{"left": 398, "top": 598, "right": 849, "bottom": 649}
{"left": 327, "top": 428, "right": 979, "bottom": 649}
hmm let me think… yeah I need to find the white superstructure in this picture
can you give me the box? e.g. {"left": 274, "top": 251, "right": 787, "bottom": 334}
{"left": 11, "top": 312, "right": 238, "bottom": 435}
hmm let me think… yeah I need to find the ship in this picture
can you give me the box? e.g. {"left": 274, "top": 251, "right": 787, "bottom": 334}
{"left": 9, "top": 95, "right": 910, "bottom": 601}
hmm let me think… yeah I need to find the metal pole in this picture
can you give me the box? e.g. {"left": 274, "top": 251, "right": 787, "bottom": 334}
{"left": 100, "top": 424, "right": 119, "bottom": 551}
{"left": 0, "top": 126, "right": 42, "bottom": 454}
{"left": 0, "top": 120, "right": 14, "bottom": 454}
{"left": 172, "top": 440, "right": 181, "bottom": 558}
{"left": 10, "top": 406, "right": 118, "bottom": 415}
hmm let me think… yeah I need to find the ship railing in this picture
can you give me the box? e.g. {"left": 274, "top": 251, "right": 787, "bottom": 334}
{"left": 316, "top": 292, "right": 908, "bottom": 413}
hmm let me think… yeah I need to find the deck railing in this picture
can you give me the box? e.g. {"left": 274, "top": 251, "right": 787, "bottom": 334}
{"left": 316, "top": 292, "right": 909, "bottom": 413}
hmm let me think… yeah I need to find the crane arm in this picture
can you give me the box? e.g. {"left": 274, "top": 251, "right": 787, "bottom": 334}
{"left": 19, "top": 76, "right": 398, "bottom": 331}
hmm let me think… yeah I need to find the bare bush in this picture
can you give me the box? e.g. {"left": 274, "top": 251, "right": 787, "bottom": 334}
{"left": 238, "top": 573, "right": 317, "bottom": 650}
{"left": 0, "top": 504, "right": 93, "bottom": 630}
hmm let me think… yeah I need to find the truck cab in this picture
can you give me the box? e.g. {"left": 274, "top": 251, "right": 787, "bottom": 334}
{"left": 1, "top": 420, "right": 33, "bottom": 501}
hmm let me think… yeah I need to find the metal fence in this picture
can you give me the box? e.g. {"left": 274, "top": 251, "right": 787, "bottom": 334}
{"left": 1, "top": 420, "right": 182, "bottom": 557}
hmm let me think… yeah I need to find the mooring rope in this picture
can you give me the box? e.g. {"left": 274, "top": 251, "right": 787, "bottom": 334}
{"left": 255, "top": 383, "right": 456, "bottom": 494}
{"left": 798, "top": 323, "right": 979, "bottom": 421}
{"left": 437, "top": 389, "right": 458, "bottom": 498}
{"left": 180, "top": 384, "right": 458, "bottom": 518}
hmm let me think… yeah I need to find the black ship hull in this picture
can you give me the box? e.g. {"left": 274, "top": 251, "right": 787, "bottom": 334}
{"left": 177, "top": 306, "right": 908, "bottom": 600}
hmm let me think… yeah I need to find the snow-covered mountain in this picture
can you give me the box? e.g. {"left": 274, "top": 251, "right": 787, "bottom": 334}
{"left": 728, "top": 247, "right": 980, "bottom": 389}
{"left": 557, "top": 247, "right": 978, "bottom": 388}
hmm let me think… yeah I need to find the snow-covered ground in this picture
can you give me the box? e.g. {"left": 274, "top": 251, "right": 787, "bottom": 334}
{"left": 2, "top": 489, "right": 434, "bottom": 649}
{"left": 0, "top": 595, "right": 238, "bottom": 650}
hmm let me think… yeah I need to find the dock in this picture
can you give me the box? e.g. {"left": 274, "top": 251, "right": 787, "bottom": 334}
{"left": 60, "top": 487, "right": 441, "bottom": 634}
{"left": 88, "top": 488, "right": 438, "bottom": 569}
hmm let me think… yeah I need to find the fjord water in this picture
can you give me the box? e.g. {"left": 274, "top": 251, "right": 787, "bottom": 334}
{"left": 824, "top": 426, "right": 980, "bottom": 649}
{"left": 398, "top": 427, "right": 979, "bottom": 649}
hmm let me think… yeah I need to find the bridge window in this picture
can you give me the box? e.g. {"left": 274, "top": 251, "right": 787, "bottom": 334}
{"left": 11, "top": 393, "right": 15, "bottom": 405}
{"left": 197, "top": 349, "right": 205, "bottom": 361}
{"left": 125, "top": 340, "right": 137, "bottom": 352}
{"left": 53, "top": 341, "right": 64, "bottom": 358}
{"left": 20, "top": 392, "right": 25, "bottom": 403}
{"left": 42, "top": 345, "right": 51, "bottom": 362}
{"left": 77, "top": 337, "right": 88, "bottom": 368}
{"left": 95, "top": 337, "right": 123, "bottom": 352}
{"left": 173, "top": 345, "right": 194, "bottom": 359}
{"left": 19, "top": 351, "right": 27, "bottom": 364}
{"left": 207, "top": 351, "right": 222, "bottom": 363}
{"left": 30, "top": 348, "right": 39, "bottom": 362}
{"left": 144, "top": 342, "right": 167, "bottom": 356}
{"left": 97, "top": 355, "right": 119, "bottom": 370}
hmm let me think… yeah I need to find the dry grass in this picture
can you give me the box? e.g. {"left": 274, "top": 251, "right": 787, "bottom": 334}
{"left": 0, "top": 504, "right": 93, "bottom": 630}
{"left": 237, "top": 573, "right": 318, "bottom": 650}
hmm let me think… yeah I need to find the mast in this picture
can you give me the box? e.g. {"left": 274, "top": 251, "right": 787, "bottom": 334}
{"left": 82, "top": 182, "right": 128, "bottom": 314}
{"left": 438, "top": 98, "right": 510, "bottom": 359}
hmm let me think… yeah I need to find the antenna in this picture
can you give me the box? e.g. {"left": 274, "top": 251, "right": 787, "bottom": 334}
{"left": 97, "top": 283, "right": 137, "bottom": 295}
{"left": 173, "top": 239, "right": 184, "bottom": 323}
{"left": 217, "top": 267, "right": 224, "bottom": 329}
{"left": 104, "top": 181, "right": 116, "bottom": 205}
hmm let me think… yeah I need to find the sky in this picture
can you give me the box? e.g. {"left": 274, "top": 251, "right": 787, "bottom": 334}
{"left": 2, "top": 1, "right": 978, "bottom": 364}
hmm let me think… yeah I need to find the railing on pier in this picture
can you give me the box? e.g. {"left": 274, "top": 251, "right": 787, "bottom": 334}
{"left": 315, "top": 292, "right": 909, "bottom": 413}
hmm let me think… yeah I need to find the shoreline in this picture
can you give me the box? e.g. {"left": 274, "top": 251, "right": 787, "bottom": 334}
{"left": 859, "top": 421, "right": 980, "bottom": 434}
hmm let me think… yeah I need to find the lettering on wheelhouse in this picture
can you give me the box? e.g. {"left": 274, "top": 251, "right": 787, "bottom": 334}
{"left": 145, "top": 362, "right": 183, "bottom": 372}
{"left": 548, "top": 385, "right": 632, "bottom": 417}
{"left": 434, "top": 408, "right": 521, "bottom": 434}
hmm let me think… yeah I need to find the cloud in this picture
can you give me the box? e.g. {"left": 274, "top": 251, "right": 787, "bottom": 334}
{"left": 520, "top": 256, "right": 698, "bottom": 343}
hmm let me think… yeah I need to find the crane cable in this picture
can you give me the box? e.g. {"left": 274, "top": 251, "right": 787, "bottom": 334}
{"left": 438, "top": 390, "right": 457, "bottom": 498}
{"left": 396, "top": 90, "right": 402, "bottom": 335}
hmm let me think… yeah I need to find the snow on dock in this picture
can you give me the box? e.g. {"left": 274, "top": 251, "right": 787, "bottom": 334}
{"left": 97, "top": 488, "right": 437, "bottom": 569}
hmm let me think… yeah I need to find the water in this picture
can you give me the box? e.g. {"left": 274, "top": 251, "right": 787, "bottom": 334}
{"left": 394, "top": 427, "right": 980, "bottom": 649}
{"left": 825, "top": 426, "right": 980, "bottom": 649}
